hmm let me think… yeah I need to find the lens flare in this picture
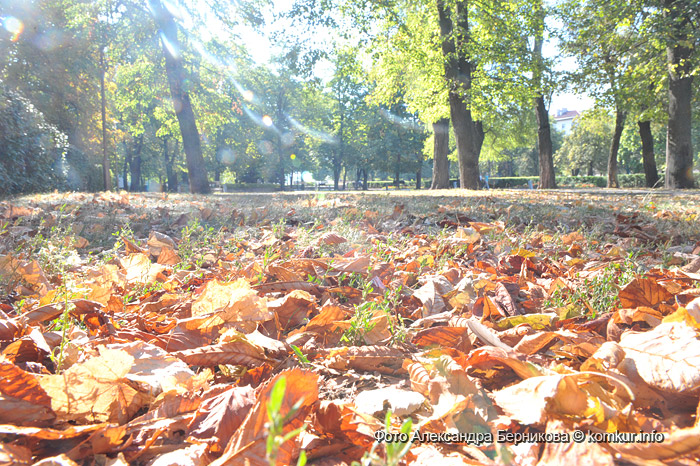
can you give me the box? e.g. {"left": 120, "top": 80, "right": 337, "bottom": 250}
{"left": 257, "top": 140, "right": 274, "bottom": 155}
{"left": 286, "top": 115, "right": 337, "bottom": 143}
{"left": 3, "top": 16, "right": 24, "bottom": 41}
{"left": 379, "top": 108, "right": 424, "bottom": 132}
{"left": 218, "top": 147, "right": 236, "bottom": 165}
{"left": 262, "top": 115, "right": 273, "bottom": 126}
{"left": 159, "top": 32, "right": 180, "bottom": 59}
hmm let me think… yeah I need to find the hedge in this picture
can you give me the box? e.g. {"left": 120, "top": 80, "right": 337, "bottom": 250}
{"left": 447, "top": 174, "right": 653, "bottom": 189}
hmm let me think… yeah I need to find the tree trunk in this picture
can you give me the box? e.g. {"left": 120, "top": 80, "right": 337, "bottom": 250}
{"left": 148, "top": 0, "right": 210, "bottom": 194}
{"left": 607, "top": 109, "right": 626, "bottom": 188}
{"left": 122, "top": 142, "right": 130, "bottom": 191}
{"left": 638, "top": 120, "right": 659, "bottom": 187}
{"left": 100, "top": 47, "right": 111, "bottom": 191}
{"left": 664, "top": 0, "right": 695, "bottom": 189}
{"left": 333, "top": 154, "right": 341, "bottom": 191}
{"left": 129, "top": 134, "right": 143, "bottom": 192}
{"left": 436, "top": 0, "right": 480, "bottom": 190}
{"left": 363, "top": 169, "right": 368, "bottom": 190}
{"left": 394, "top": 151, "right": 401, "bottom": 188}
{"left": 163, "top": 137, "right": 178, "bottom": 193}
{"left": 532, "top": 1, "right": 556, "bottom": 189}
{"left": 535, "top": 96, "right": 556, "bottom": 189}
{"left": 431, "top": 118, "right": 450, "bottom": 189}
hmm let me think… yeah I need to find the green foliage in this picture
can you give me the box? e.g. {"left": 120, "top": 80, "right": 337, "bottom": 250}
{"left": 341, "top": 281, "right": 406, "bottom": 346}
{"left": 0, "top": 86, "right": 67, "bottom": 196}
{"left": 480, "top": 174, "right": 649, "bottom": 188}
{"left": 177, "top": 219, "right": 221, "bottom": 269}
{"left": 544, "top": 256, "right": 640, "bottom": 318}
{"left": 290, "top": 345, "right": 311, "bottom": 366}
{"left": 555, "top": 109, "right": 613, "bottom": 176}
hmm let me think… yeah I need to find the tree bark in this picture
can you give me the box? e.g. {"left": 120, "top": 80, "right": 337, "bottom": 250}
{"left": 129, "top": 134, "right": 143, "bottom": 192}
{"left": 100, "top": 47, "right": 111, "bottom": 191}
{"left": 431, "top": 118, "right": 450, "bottom": 189}
{"left": 664, "top": 0, "right": 695, "bottom": 189}
{"left": 415, "top": 161, "right": 422, "bottom": 189}
{"left": 394, "top": 151, "right": 401, "bottom": 188}
{"left": 436, "top": 0, "right": 481, "bottom": 189}
{"left": 333, "top": 152, "right": 341, "bottom": 191}
{"left": 638, "top": 120, "right": 659, "bottom": 187}
{"left": 607, "top": 109, "right": 626, "bottom": 188}
{"left": 163, "top": 137, "right": 178, "bottom": 193}
{"left": 148, "top": 0, "right": 210, "bottom": 194}
{"left": 535, "top": 96, "right": 556, "bottom": 188}
{"left": 122, "top": 141, "right": 130, "bottom": 190}
{"left": 532, "top": 7, "right": 556, "bottom": 190}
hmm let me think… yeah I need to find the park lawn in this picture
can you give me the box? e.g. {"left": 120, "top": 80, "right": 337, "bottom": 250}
{"left": 1, "top": 189, "right": 700, "bottom": 465}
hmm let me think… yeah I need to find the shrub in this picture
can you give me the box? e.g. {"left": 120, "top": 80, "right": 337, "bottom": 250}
{"left": 0, "top": 85, "right": 65, "bottom": 196}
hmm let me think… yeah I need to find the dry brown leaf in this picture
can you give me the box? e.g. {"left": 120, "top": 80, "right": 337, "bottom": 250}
{"left": 618, "top": 321, "right": 700, "bottom": 395}
{"left": 492, "top": 372, "right": 632, "bottom": 426}
{"left": 0, "top": 314, "right": 19, "bottom": 340}
{"left": 492, "top": 282, "right": 521, "bottom": 316}
{"left": 187, "top": 385, "right": 256, "bottom": 450}
{"left": 561, "top": 232, "right": 584, "bottom": 245}
{"left": 0, "top": 443, "right": 33, "bottom": 465}
{"left": 191, "top": 278, "right": 271, "bottom": 324}
{"left": 268, "top": 290, "right": 316, "bottom": 331}
{"left": 119, "top": 253, "right": 165, "bottom": 285}
{"left": 211, "top": 369, "right": 318, "bottom": 466}
{"left": 0, "top": 360, "right": 55, "bottom": 426}
{"left": 619, "top": 278, "right": 673, "bottom": 308}
{"left": 412, "top": 327, "right": 472, "bottom": 353}
{"left": 39, "top": 347, "right": 147, "bottom": 424}
{"left": 267, "top": 265, "right": 303, "bottom": 282}
{"left": 473, "top": 296, "right": 505, "bottom": 320}
{"left": 413, "top": 280, "right": 447, "bottom": 317}
{"left": 313, "top": 400, "right": 380, "bottom": 450}
{"left": 318, "top": 232, "right": 348, "bottom": 245}
{"left": 326, "top": 346, "right": 407, "bottom": 374}
{"left": 330, "top": 256, "right": 370, "bottom": 274}
{"left": 459, "top": 346, "right": 542, "bottom": 380}
{"left": 147, "top": 231, "right": 176, "bottom": 257}
{"left": 107, "top": 341, "right": 195, "bottom": 395}
{"left": 175, "top": 338, "right": 270, "bottom": 367}
{"left": 156, "top": 247, "right": 180, "bottom": 266}
{"left": 404, "top": 360, "right": 432, "bottom": 397}
{"left": 0, "top": 255, "right": 52, "bottom": 296}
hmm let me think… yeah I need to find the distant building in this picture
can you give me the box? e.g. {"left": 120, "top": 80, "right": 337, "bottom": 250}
{"left": 552, "top": 109, "right": 580, "bottom": 135}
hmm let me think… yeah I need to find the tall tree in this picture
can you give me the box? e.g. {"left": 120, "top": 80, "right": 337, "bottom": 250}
{"left": 430, "top": 119, "right": 451, "bottom": 188}
{"left": 661, "top": 0, "right": 697, "bottom": 188}
{"left": 437, "top": 0, "right": 483, "bottom": 189}
{"left": 531, "top": 0, "right": 556, "bottom": 188}
{"left": 147, "top": 0, "right": 210, "bottom": 193}
{"left": 559, "top": 0, "right": 639, "bottom": 188}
